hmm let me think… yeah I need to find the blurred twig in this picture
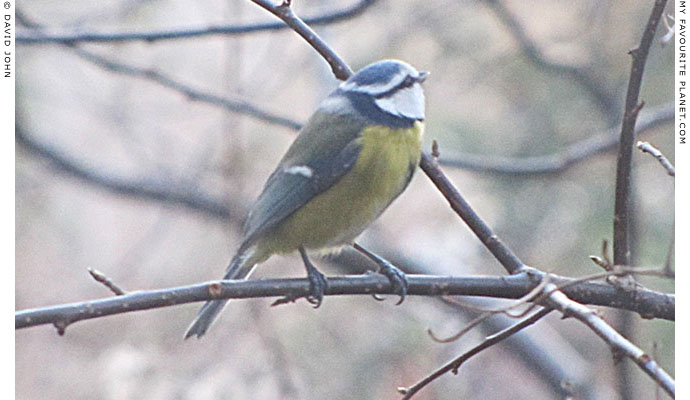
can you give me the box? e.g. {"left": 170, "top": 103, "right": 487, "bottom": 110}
{"left": 74, "top": 47, "right": 304, "bottom": 130}
{"left": 637, "top": 141, "right": 675, "bottom": 176}
{"left": 483, "top": 0, "right": 618, "bottom": 118}
{"left": 16, "top": 126, "right": 236, "bottom": 221}
{"left": 439, "top": 103, "right": 673, "bottom": 175}
{"left": 17, "top": 0, "right": 377, "bottom": 44}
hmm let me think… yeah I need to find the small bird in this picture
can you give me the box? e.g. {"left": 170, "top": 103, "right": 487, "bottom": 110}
{"left": 185, "top": 59, "right": 428, "bottom": 339}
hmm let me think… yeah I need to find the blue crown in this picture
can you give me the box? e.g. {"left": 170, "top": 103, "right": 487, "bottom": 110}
{"left": 350, "top": 60, "right": 408, "bottom": 86}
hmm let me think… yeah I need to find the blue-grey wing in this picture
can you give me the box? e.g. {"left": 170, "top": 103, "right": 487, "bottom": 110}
{"left": 242, "top": 112, "right": 364, "bottom": 245}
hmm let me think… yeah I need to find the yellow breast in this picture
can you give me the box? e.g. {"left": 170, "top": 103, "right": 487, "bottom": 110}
{"left": 255, "top": 121, "right": 424, "bottom": 259}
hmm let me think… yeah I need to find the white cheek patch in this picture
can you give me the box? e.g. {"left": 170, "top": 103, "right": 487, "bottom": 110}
{"left": 284, "top": 165, "right": 314, "bottom": 178}
{"left": 340, "top": 72, "right": 406, "bottom": 96}
{"left": 374, "top": 83, "right": 425, "bottom": 120}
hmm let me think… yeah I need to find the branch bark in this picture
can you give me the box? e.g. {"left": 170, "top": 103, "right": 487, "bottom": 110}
{"left": 613, "top": 0, "right": 668, "bottom": 268}
{"left": 14, "top": 272, "right": 674, "bottom": 332}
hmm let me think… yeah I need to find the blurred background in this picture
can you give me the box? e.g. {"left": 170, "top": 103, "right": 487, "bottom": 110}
{"left": 16, "top": 0, "right": 674, "bottom": 399}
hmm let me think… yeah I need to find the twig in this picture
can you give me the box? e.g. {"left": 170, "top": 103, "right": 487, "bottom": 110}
{"left": 661, "top": 14, "right": 675, "bottom": 46}
{"left": 399, "top": 307, "right": 554, "bottom": 399}
{"left": 87, "top": 268, "right": 126, "bottom": 296}
{"left": 17, "top": 0, "right": 377, "bottom": 44}
{"left": 654, "top": 342, "right": 662, "bottom": 400}
{"left": 250, "top": 0, "right": 353, "bottom": 80}
{"left": 430, "top": 273, "right": 551, "bottom": 343}
{"left": 428, "top": 311, "right": 492, "bottom": 343}
{"left": 439, "top": 103, "right": 673, "bottom": 175}
{"left": 637, "top": 141, "right": 675, "bottom": 176}
{"left": 548, "top": 285, "right": 674, "bottom": 397}
{"left": 438, "top": 272, "right": 550, "bottom": 318}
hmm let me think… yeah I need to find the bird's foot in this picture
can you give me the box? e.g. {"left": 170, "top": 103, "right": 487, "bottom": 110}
{"left": 305, "top": 266, "right": 328, "bottom": 308}
{"left": 377, "top": 261, "right": 408, "bottom": 305}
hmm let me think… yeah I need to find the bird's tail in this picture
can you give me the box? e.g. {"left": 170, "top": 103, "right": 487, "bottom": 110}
{"left": 184, "top": 252, "right": 256, "bottom": 339}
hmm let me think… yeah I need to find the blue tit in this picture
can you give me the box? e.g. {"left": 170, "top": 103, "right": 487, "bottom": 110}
{"left": 185, "top": 59, "right": 428, "bottom": 338}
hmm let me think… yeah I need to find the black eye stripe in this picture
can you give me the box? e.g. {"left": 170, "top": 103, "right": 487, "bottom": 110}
{"left": 374, "top": 75, "right": 416, "bottom": 99}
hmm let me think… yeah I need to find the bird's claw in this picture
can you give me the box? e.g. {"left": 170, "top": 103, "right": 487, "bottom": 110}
{"left": 306, "top": 267, "right": 328, "bottom": 308}
{"left": 378, "top": 262, "right": 408, "bottom": 305}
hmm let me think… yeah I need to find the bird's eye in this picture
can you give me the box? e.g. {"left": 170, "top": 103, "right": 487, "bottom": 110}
{"left": 402, "top": 76, "right": 415, "bottom": 88}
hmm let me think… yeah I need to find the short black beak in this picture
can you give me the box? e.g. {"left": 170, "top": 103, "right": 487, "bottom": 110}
{"left": 417, "top": 71, "right": 429, "bottom": 83}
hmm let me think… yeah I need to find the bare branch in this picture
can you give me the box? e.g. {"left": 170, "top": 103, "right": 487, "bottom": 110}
{"left": 399, "top": 308, "right": 554, "bottom": 399}
{"left": 13, "top": 272, "right": 675, "bottom": 333}
{"left": 17, "top": 0, "right": 377, "bottom": 44}
{"left": 439, "top": 103, "right": 673, "bottom": 175}
{"left": 613, "top": 0, "right": 668, "bottom": 268}
{"left": 637, "top": 141, "right": 675, "bottom": 176}
{"left": 609, "top": 6, "right": 669, "bottom": 392}
{"left": 250, "top": 0, "right": 354, "bottom": 80}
